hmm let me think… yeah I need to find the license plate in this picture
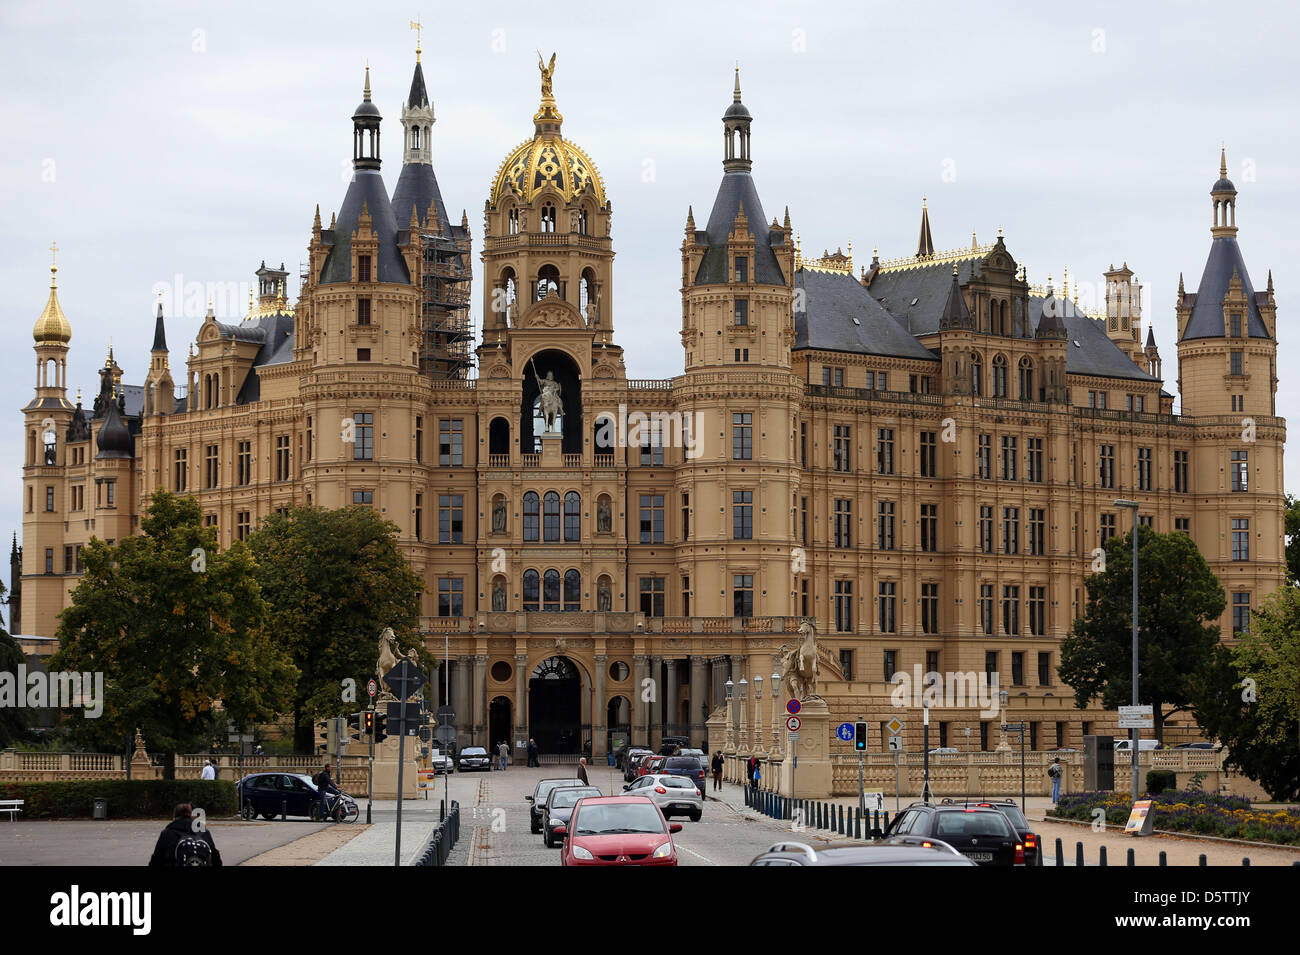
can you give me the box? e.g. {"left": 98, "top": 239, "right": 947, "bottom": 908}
{"left": 962, "top": 851, "right": 993, "bottom": 862}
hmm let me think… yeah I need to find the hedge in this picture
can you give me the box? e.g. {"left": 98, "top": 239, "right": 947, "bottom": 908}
{"left": 0, "top": 780, "right": 238, "bottom": 819}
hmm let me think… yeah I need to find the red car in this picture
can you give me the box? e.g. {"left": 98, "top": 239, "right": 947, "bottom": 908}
{"left": 639, "top": 755, "right": 667, "bottom": 777}
{"left": 557, "top": 795, "right": 682, "bottom": 866}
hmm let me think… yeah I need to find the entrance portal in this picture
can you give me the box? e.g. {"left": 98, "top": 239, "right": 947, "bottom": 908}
{"left": 529, "top": 656, "right": 582, "bottom": 754}
{"left": 488, "top": 696, "right": 512, "bottom": 757}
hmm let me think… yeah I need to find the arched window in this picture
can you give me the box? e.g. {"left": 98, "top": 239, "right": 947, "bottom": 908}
{"left": 541, "top": 204, "right": 556, "bottom": 233}
{"left": 537, "top": 265, "right": 560, "bottom": 300}
{"left": 489, "top": 417, "right": 511, "bottom": 456}
{"left": 43, "top": 427, "right": 56, "bottom": 465}
{"left": 577, "top": 209, "right": 589, "bottom": 235}
{"left": 564, "top": 569, "right": 581, "bottom": 610}
{"left": 212, "top": 373, "right": 219, "bottom": 408}
{"left": 412, "top": 127, "right": 420, "bottom": 149}
{"left": 203, "top": 374, "right": 211, "bottom": 409}
{"left": 970, "top": 354, "right": 983, "bottom": 397}
{"left": 508, "top": 208, "right": 519, "bottom": 236}
{"left": 523, "top": 491, "right": 540, "bottom": 541}
{"left": 543, "top": 569, "right": 561, "bottom": 611}
{"left": 579, "top": 268, "right": 598, "bottom": 323}
{"left": 992, "top": 355, "right": 1008, "bottom": 398}
{"left": 523, "top": 569, "right": 540, "bottom": 611}
{"left": 564, "top": 491, "right": 581, "bottom": 541}
{"left": 543, "top": 491, "right": 561, "bottom": 541}
{"left": 499, "top": 268, "right": 518, "bottom": 315}
{"left": 1018, "top": 357, "right": 1034, "bottom": 401}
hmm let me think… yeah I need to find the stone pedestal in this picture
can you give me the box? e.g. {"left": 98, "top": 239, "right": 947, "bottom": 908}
{"left": 539, "top": 430, "right": 563, "bottom": 466}
{"left": 370, "top": 733, "right": 422, "bottom": 799}
{"left": 777, "top": 697, "right": 832, "bottom": 798}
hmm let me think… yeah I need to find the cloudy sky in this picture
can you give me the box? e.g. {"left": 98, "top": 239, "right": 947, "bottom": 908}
{"left": 2, "top": 0, "right": 1297, "bottom": 603}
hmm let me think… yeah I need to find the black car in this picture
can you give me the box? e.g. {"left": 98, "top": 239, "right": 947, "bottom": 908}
{"left": 882, "top": 802, "right": 1025, "bottom": 866}
{"left": 236, "top": 772, "right": 321, "bottom": 820}
{"left": 750, "top": 840, "right": 975, "bottom": 866}
{"left": 661, "top": 755, "right": 707, "bottom": 796}
{"left": 526, "top": 777, "right": 586, "bottom": 833}
{"left": 542, "top": 785, "right": 602, "bottom": 847}
{"left": 941, "top": 799, "right": 1042, "bottom": 866}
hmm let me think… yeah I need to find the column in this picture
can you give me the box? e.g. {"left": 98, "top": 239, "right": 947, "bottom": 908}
{"left": 454, "top": 658, "right": 471, "bottom": 748}
{"left": 514, "top": 653, "right": 528, "bottom": 743}
{"left": 665, "top": 658, "right": 679, "bottom": 735}
{"left": 472, "top": 655, "right": 488, "bottom": 745}
{"left": 633, "top": 654, "right": 649, "bottom": 746}
{"left": 649, "top": 654, "right": 663, "bottom": 746}
{"left": 594, "top": 654, "right": 608, "bottom": 759}
{"left": 689, "top": 656, "right": 707, "bottom": 748}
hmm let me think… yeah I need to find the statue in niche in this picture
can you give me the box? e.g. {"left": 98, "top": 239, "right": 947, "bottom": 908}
{"left": 597, "top": 578, "right": 612, "bottom": 612}
{"left": 597, "top": 498, "right": 612, "bottom": 534}
{"left": 492, "top": 580, "right": 507, "bottom": 612}
{"left": 492, "top": 497, "right": 507, "bottom": 533}
{"left": 532, "top": 366, "right": 563, "bottom": 434}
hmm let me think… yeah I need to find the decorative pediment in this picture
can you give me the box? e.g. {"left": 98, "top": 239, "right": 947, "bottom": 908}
{"left": 592, "top": 362, "right": 618, "bottom": 379}
{"left": 487, "top": 361, "right": 512, "bottom": 379}
{"left": 523, "top": 299, "right": 582, "bottom": 329}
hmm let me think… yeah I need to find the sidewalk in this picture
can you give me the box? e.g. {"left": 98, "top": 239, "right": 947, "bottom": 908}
{"left": 316, "top": 772, "right": 481, "bottom": 866}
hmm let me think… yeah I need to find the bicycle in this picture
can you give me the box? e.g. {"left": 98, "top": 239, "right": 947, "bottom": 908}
{"left": 312, "top": 789, "right": 359, "bottom": 823}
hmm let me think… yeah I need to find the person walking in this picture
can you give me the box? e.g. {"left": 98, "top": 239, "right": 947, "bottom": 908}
{"left": 1048, "top": 757, "right": 1063, "bottom": 804}
{"left": 710, "top": 750, "right": 724, "bottom": 791}
{"left": 149, "top": 803, "right": 222, "bottom": 866}
{"left": 577, "top": 756, "right": 589, "bottom": 786}
{"left": 497, "top": 740, "right": 509, "bottom": 771}
{"left": 527, "top": 738, "right": 538, "bottom": 768}
{"left": 209, "top": 758, "right": 219, "bottom": 780}
{"left": 752, "top": 761, "right": 762, "bottom": 790}
{"left": 200, "top": 759, "right": 215, "bottom": 781}
{"left": 747, "top": 754, "right": 758, "bottom": 789}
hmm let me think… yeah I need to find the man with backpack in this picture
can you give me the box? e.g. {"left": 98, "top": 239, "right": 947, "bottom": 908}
{"left": 149, "top": 803, "right": 222, "bottom": 866}
{"left": 312, "top": 763, "right": 340, "bottom": 820}
{"left": 1048, "top": 757, "right": 1063, "bottom": 803}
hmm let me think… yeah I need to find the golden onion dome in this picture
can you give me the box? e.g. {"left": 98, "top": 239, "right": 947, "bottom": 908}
{"left": 33, "top": 249, "right": 71, "bottom": 345}
{"left": 489, "top": 53, "right": 606, "bottom": 206}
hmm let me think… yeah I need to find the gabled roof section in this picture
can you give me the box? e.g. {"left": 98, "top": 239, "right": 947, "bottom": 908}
{"left": 1181, "top": 237, "right": 1269, "bottom": 340}
{"left": 794, "top": 268, "right": 938, "bottom": 362}
{"left": 695, "top": 172, "right": 784, "bottom": 286}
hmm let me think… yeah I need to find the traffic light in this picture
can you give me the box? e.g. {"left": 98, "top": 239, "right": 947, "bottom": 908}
{"left": 316, "top": 718, "right": 335, "bottom": 755}
{"left": 855, "top": 721, "right": 868, "bottom": 752}
{"left": 364, "top": 710, "right": 375, "bottom": 736}
{"left": 348, "top": 712, "right": 364, "bottom": 743}
{"left": 373, "top": 711, "right": 388, "bottom": 744}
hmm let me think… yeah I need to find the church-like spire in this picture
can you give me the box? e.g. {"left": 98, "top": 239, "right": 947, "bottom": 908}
{"left": 351, "top": 63, "right": 382, "bottom": 171}
{"left": 151, "top": 298, "right": 167, "bottom": 352}
{"left": 917, "top": 197, "right": 934, "bottom": 259}
{"left": 33, "top": 241, "right": 71, "bottom": 345}
{"left": 939, "top": 263, "right": 972, "bottom": 330}
{"left": 722, "top": 65, "right": 753, "bottom": 172}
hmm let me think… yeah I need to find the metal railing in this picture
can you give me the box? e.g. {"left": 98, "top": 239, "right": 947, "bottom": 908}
{"left": 414, "top": 800, "right": 460, "bottom": 866}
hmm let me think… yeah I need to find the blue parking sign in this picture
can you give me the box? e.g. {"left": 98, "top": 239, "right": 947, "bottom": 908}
{"left": 836, "top": 722, "right": 855, "bottom": 742}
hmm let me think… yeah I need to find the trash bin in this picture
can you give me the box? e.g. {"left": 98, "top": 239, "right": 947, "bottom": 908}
{"left": 92, "top": 798, "right": 108, "bottom": 820}
{"left": 607, "top": 752, "right": 616, "bottom": 767}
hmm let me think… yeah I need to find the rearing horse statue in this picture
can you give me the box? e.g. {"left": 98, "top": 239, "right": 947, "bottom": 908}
{"left": 779, "top": 621, "right": 821, "bottom": 702}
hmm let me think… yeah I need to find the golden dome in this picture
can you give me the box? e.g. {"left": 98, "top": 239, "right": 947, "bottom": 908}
{"left": 33, "top": 249, "right": 71, "bottom": 345}
{"left": 488, "top": 53, "right": 606, "bottom": 206}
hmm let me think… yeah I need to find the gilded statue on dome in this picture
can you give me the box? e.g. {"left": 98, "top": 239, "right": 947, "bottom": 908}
{"left": 538, "top": 51, "right": 556, "bottom": 98}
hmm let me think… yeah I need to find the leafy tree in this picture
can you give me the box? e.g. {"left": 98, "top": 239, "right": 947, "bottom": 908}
{"left": 49, "top": 491, "right": 297, "bottom": 772}
{"left": 247, "top": 505, "right": 423, "bottom": 752}
{"left": 0, "top": 579, "right": 31, "bottom": 747}
{"left": 1285, "top": 494, "right": 1300, "bottom": 585}
{"left": 1060, "top": 526, "right": 1225, "bottom": 742}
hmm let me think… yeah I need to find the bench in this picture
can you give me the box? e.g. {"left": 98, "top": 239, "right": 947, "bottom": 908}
{"left": 0, "top": 799, "right": 23, "bottom": 820}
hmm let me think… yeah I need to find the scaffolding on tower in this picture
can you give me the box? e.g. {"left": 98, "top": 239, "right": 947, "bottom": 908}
{"left": 420, "top": 229, "right": 474, "bottom": 379}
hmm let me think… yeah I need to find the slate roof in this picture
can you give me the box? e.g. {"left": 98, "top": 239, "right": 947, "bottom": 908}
{"left": 231, "top": 311, "right": 296, "bottom": 404}
{"left": 695, "top": 171, "right": 785, "bottom": 286}
{"left": 1180, "top": 236, "right": 1269, "bottom": 341}
{"left": 868, "top": 257, "right": 995, "bottom": 337}
{"left": 392, "top": 161, "right": 449, "bottom": 235}
{"left": 319, "top": 169, "right": 411, "bottom": 285}
{"left": 407, "top": 61, "right": 429, "bottom": 108}
{"left": 1029, "top": 295, "right": 1158, "bottom": 382}
{"left": 794, "top": 268, "right": 938, "bottom": 362}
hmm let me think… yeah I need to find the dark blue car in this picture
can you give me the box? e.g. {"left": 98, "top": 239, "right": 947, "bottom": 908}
{"left": 236, "top": 772, "right": 321, "bottom": 820}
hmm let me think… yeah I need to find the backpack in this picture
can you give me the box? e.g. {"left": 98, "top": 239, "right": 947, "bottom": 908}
{"left": 174, "top": 835, "right": 213, "bottom": 867}
{"left": 312, "top": 772, "right": 323, "bottom": 786}
{"left": 1048, "top": 764, "right": 1061, "bottom": 779}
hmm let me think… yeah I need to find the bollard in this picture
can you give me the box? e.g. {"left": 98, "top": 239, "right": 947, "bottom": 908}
{"left": 1199, "top": 854, "right": 1207, "bottom": 867}
{"left": 837, "top": 804, "right": 845, "bottom": 835}
{"left": 282, "top": 798, "right": 287, "bottom": 822}
{"left": 1242, "top": 857, "right": 1250, "bottom": 867}
{"left": 1127, "top": 848, "right": 1135, "bottom": 867}
{"left": 854, "top": 808, "right": 861, "bottom": 840}
{"left": 1054, "top": 837, "right": 1063, "bottom": 866}
{"left": 1075, "top": 842, "right": 1084, "bottom": 867}
{"left": 883, "top": 811, "right": 890, "bottom": 831}
{"left": 1099, "top": 845, "right": 1107, "bottom": 867}
{"left": 1159, "top": 851, "right": 1167, "bottom": 867}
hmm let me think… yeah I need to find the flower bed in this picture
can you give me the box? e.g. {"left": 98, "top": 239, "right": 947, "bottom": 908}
{"left": 1051, "top": 790, "right": 1300, "bottom": 846}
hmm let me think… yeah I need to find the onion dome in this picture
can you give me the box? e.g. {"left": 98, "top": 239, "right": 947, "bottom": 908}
{"left": 33, "top": 248, "right": 71, "bottom": 344}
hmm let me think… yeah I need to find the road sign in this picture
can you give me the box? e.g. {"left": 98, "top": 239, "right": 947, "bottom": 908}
{"left": 886, "top": 717, "right": 904, "bottom": 735}
{"left": 887, "top": 735, "right": 903, "bottom": 752}
{"left": 387, "top": 700, "right": 425, "bottom": 735}
{"left": 788, "top": 732, "right": 799, "bottom": 745}
{"left": 384, "top": 660, "right": 426, "bottom": 698}
{"left": 836, "top": 722, "right": 856, "bottom": 742}
{"left": 367, "top": 679, "right": 377, "bottom": 698}
{"left": 786, "top": 715, "right": 802, "bottom": 732}
{"left": 417, "top": 768, "right": 438, "bottom": 790}
{"left": 1001, "top": 722, "right": 1026, "bottom": 732}
{"left": 786, "top": 699, "right": 802, "bottom": 716}
{"left": 1118, "top": 718, "right": 1154, "bottom": 729}
{"left": 1118, "top": 705, "right": 1153, "bottom": 718}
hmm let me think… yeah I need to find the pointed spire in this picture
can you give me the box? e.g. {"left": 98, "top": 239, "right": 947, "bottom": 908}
{"left": 1220, "top": 145, "right": 1228, "bottom": 179}
{"left": 1267, "top": 269, "right": 1274, "bottom": 294}
{"left": 1145, "top": 324, "right": 1156, "bottom": 348}
{"left": 363, "top": 61, "right": 372, "bottom": 102}
{"left": 917, "top": 197, "right": 934, "bottom": 258}
{"left": 329, "top": 212, "right": 337, "bottom": 230}
{"left": 939, "top": 264, "right": 972, "bottom": 330}
{"left": 33, "top": 240, "right": 72, "bottom": 345}
{"left": 152, "top": 299, "right": 167, "bottom": 352}
{"left": 313, "top": 204, "right": 322, "bottom": 233}
{"left": 685, "top": 206, "right": 695, "bottom": 231}
{"left": 783, "top": 206, "right": 791, "bottom": 231}
{"left": 734, "top": 63, "right": 742, "bottom": 102}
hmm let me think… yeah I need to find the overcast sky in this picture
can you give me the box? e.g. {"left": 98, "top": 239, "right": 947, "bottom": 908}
{"left": 3, "top": 0, "right": 1298, "bottom": 599}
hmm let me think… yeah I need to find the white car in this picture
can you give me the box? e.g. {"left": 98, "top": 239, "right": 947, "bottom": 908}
{"left": 429, "top": 751, "right": 454, "bottom": 774}
{"left": 622, "top": 773, "right": 703, "bottom": 821}
{"left": 1113, "top": 739, "right": 1160, "bottom": 752}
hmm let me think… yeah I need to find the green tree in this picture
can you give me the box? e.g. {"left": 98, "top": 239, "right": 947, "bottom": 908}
{"left": 1, "top": 579, "right": 32, "bottom": 747}
{"left": 247, "top": 505, "right": 422, "bottom": 752}
{"left": 1060, "top": 526, "right": 1225, "bottom": 743}
{"left": 49, "top": 491, "right": 297, "bottom": 772}
{"left": 1284, "top": 494, "right": 1300, "bottom": 585}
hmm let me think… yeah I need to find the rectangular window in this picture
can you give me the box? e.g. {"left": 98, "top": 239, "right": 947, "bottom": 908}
{"left": 1003, "top": 585, "right": 1020, "bottom": 636}
{"left": 732, "top": 490, "right": 753, "bottom": 540}
{"left": 926, "top": 650, "right": 940, "bottom": 675}
{"left": 839, "top": 649, "right": 854, "bottom": 682}
{"left": 357, "top": 297, "right": 371, "bottom": 325}
{"left": 438, "top": 494, "right": 464, "bottom": 544}
{"left": 414, "top": 416, "right": 423, "bottom": 464}
{"left": 920, "top": 503, "right": 937, "bottom": 552}
{"left": 414, "top": 493, "right": 422, "bottom": 541}
{"left": 1175, "top": 517, "right": 1190, "bottom": 533}
{"left": 205, "top": 444, "right": 219, "bottom": 489}
{"left": 1232, "top": 592, "right": 1250, "bottom": 636}
{"left": 1011, "top": 651, "right": 1025, "bottom": 686}
{"left": 733, "top": 574, "right": 754, "bottom": 618}
{"left": 877, "top": 500, "right": 895, "bottom": 550}
{"left": 1100, "top": 512, "right": 1116, "bottom": 543}
{"left": 1231, "top": 518, "right": 1249, "bottom": 561}
{"left": 985, "top": 650, "right": 998, "bottom": 680}
{"left": 640, "top": 577, "right": 666, "bottom": 617}
{"left": 876, "top": 428, "right": 894, "bottom": 475}
{"left": 63, "top": 545, "right": 73, "bottom": 573}
{"left": 734, "top": 256, "right": 748, "bottom": 282}
{"left": 800, "top": 497, "right": 808, "bottom": 546}
{"left": 353, "top": 412, "right": 374, "bottom": 460}
{"left": 834, "top": 367, "right": 844, "bottom": 387}
{"left": 1174, "top": 450, "right": 1189, "bottom": 493}
{"left": 977, "top": 434, "right": 992, "bottom": 480}
{"left": 883, "top": 649, "right": 897, "bottom": 682}
{"left": 799, "top": 422, "right": 807, "bottom": 467}
{"left": 1002, "top": 506, "right": 1019, "bottom": 554}
{"left": 980, "top": 585, "right": 995, "bottom": 636}
{"left": 45, "top": 548, "right": 53, "bottom": 574}
{"left": 357, "top": 255, "right": 371, "bottom": 283}
{"left": 834, "top": 580, "right": 853, "bottom": 632}
{"left": 1138, "top": 447, "right": 1153, "bottom": 491}
{"left": 1139, "top": 514, "right": 1154, "bottom": 528}
{"left": 878, "top": 581, "right": 897, "bottom": 633}
{"left": 106, "top": 481, "right": 114, "bottom": 506}
{"left": 356, "top": 348, "right": 371, "bottom": 362}
{"left": 823, "top": 368, "right": 832, "bottom": 386}
{"left": 45, "top": 486, "right": 54, "bottom": 512}
{"left": 275, "top": 435, "right": 290, "bottom": 482}
{"left": 979, "top": 505, "right": 994, "bottom": 554}
{"left": 681, "top": 493, "right": 690, "bottom": 542}
{"left": 640, "top": 494, "right": 665, "bottom": 544}
{"left": 1230, "top": 351, "right": 1243, "bottom": 376}
{"left": 732, "top": 413, "right": 752, "bottom": 460}
{"left": 733, "top": 299, "right": 748, "bottom": 326}
{"left": 1231, "top": 450, "right": 1248, "bottom": 492}
{"left": 834, "top": 498, "right": 852, "bottom": 548}
{"left": 237, "top": 441, "right": 252, "bottom": 486}
{"left": 865, "top": 371, "right": 876, "bottom": 390}
{"left": 640, "top": 431, "right": 665, "bottom": 466}
{"left": 438, "top": 577, "right": 464, "bottom": 617}
{"left": 1028, "top": 508, "right": 1045, "bottom": 556}
{"left": 1026, "top": 437, "right": 1043, "bottom": 483}
{"left": 878, "top": 372, "right": 888, "bottom": 391}
{"left": 1098, "top": 444, "right": 1115, "bottom": 489}
{"left": 305, "top": 416, "right": 313, "bottom": 462}
{"left": 1230, "top": 312, "right": 1241, "bottom": 338}
{"left": 236, "top": 511, "right": 251, "bottom": 541}
{"left": 352, "top": 490, "right": 373, "bottom": 505}
{"left": 921, "top": 582, "right": 939, "bottom": 635}
{"left": 1029, "top": 586, "right": 1046, "bottom": 636}
{"left": 920, "top": 431, "right": 937, "bottom": 478}
{"left": 833, "top": 424, "right": 852, "bottom": 472}
{"left": 682, "top": 575, "right": 691, "bottom": 617}
{"left": 800, "top": 578, "right": 809, "bottom": 617}
{"left": 1096, "top": 391, "right": 1107, "bottom": 409}
{"left": 1000, "top": 435, "right": 1018, "bottom": 481}
{"left": 439, "top": 419, "right": 464, "bottom": 467}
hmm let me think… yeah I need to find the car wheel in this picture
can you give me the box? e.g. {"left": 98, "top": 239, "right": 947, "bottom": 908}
{"left": 240, "top": 803, "right": 256, "bottom": 821}
{"left": 531, "top": 820, "right": 539, "bottom": 834}
{"left": 690, "top": 811, "right": 702, "bottom": 822}
{"left": 544, "top": 829, "right": 552, "bottom": 848}
{"left": 261, "top": 811, "right": 278, "bottom": 821}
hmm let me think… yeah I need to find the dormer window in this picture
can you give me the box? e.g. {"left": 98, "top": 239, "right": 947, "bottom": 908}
{"left": 734, "top": 256, "right": 749, "bottom": 283}
{"left": 1229, "top": 313, "right": 1242, "bottom": 338}
{"left": 357, "top": 255, "right": 371, "bottom": 283}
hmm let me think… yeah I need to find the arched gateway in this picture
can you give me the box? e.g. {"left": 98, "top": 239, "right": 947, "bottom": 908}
{"left": 529, "top": 655, "right": 584, "bottom": 754}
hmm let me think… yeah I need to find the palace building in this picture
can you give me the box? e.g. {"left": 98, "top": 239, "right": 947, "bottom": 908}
{"left": 17, "top": 51, "right": 1285, "bottom": 757}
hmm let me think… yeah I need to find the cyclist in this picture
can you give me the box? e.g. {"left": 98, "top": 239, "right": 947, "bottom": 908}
{"left": 312, "top": 762, "right": 341, "bottom": 820}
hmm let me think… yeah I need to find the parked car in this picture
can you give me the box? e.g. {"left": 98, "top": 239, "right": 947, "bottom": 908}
{"left": 680, "top": 748, "right": 706, "bottom": 760}
{"left": 659, "top": 736, "right": 690, "bottom": 755}
{"left": 429, "top": 750, "right": 454, "bottom": 774}
{"left": 622, "top": 773, "right": 703, "bottom": 821}
{"left": 640, "top": 755, "right": 668, "bottom": 777}
{"left": 750, "top": 839, "right": 976, "bottom": 866}
{"left": 1173, "top": 742, "right": 1219, "bottom": 750}
{"left": 1113, "top": 739, "right": 1160, "bottom": 752}
{"left": 882, "top": 802, "right": 1025, "bottom": 866}
{"left": 623, "top": 749, "right": 655, "bottom": 782}
{"left": 458, "top": 746, "right": 492, "bottom": 771}
{"left": 543, "top": 786, "right": 602, "bottom": 848}
{"left": 527, "top": 777, "right": 587, "bottom": 833}
{"left": 941, "top": 799, "right": 1041, "bottom": 866}
{"left": 236, "top": 772, "right": 321, "bottom": 820}
{"left": 557, "top": 795, "right": 682, "bottom": 866}
{"left": 661, "top": 755, "right": 708, "bottom": 796}
{"left": 927, "top": 748, "right": 960, "bottom": 755}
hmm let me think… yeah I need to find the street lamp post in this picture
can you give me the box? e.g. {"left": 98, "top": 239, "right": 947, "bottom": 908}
{"left": 737, "top": 677, "right": 748, "bottom": 754}
{"left": 922, "top": 699, "right": 931, "bottom": 803}
{"left": 724, "top": 678, "right": 734, "bottom": 752}
{"left": 752, "top": 675, "right": 764, "bottom": 756}
{"left": 1116, "top": 499, "right": 1140, "bottom": 802}
{"left": 771, "top": 670, "right": 781, "bottom": 754}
